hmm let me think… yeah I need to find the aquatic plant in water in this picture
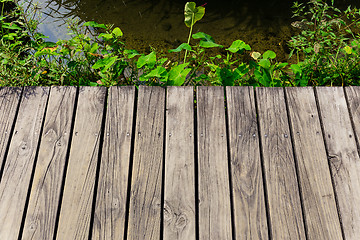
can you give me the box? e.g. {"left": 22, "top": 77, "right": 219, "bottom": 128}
{"left": 1, "top": 0, "right": 359, "bottom": 87}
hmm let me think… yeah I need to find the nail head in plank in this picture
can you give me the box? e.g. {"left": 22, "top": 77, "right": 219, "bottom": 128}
{"left": 92, "top": 86, "right": 135, "bottom": 240}
{"left": 164, "top": 86, "right": 195, "bottom": 240}
{"left": 226, "top": 86, "right": 268, "bottom": 240}
{"left": 0, "top": 87, "right": 22, "bottom": 175}
{"left": 318, "top": 87, "right": 360, "bottom": 239}
{"left": 256, "top": 87, "right": 306, "bottom": 239}
{"left": 56, "top": 86, "right": 106, "bottom": 240}
{"left": 0, "top": 86, "right": 49, "bottom": 240}
{"left": 127, "top": 86, "right": 165, "bottom": 240}
{"left": 197, "top": 86, "right": 232, "bottom": 240}
{"left": 22, "top": 86, "right": 77, "bottom": 240}
{"left": 286, "top": 87, "right": 342, "bottom": 240}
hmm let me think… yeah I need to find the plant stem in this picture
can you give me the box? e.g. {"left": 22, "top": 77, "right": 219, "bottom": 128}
{"left": 184, "top": 13, "right": 194, "bottom": 64}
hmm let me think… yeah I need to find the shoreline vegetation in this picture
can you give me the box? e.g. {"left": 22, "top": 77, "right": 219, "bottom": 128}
{"left": 1, "top": 0, "right": 360, "bottom": 87}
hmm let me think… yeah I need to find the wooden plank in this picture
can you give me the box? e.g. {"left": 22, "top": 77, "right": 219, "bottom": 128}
{"left": 0, "top": 87, "right": 49, "bottom": 240}
{"left": 56, "top": 87, "right": 106, "bottom": 240}
{"left": 163, "top": 87, "right": 195, "bottom": 240}
{"left": 317, "top": 87, "right": 360, "bottom": 239}
{"left": 197, "top": 86, "right": 232, "bottom": 240}
{"left": 92, "top": 86, "right": 135, "bottom": 240}
{"left": 21, "top": 86, "right": 77, "bottom": 240}
{"left": 256, "top": 87, "right": 306, "bottom": 239}
{"left": 127, "top": 86, "right": 165, "bottom": 240}
{"left": 226, "top": 86, "right": 268, "bottom": 240}
{"left": 0, "top": 87, "right": 22, "bottom": 174}
{"left": 285, "top": 87, "right": 342, "bottom": 240}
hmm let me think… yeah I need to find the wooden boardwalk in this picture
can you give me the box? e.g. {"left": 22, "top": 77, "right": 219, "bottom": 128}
{"left": 0, "top": 86, "right": 359, "bottom": 240}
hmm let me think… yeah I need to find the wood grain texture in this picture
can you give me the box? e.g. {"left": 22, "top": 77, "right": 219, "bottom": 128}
{"left": 285, "top": 87, "right": 342, "bottom": 240}
{"left": 163, "top": 87, "right": 195, "bottom": 240}
{"left": 92, "top": 86, "right": 135, "bottom": 240}
{"left": 0, "top": 87, "right": 49, "bottom": 240}
{"left": 56, "top": 87, "right": 106, "bottom": 240}
{"left": 21, "top": 86, "right": 77, "bottom": 240}
{"left": 0, "top": 87, "right": 22, "bottom": 173}
{"left": 127, "top": 86, "right": 165, "bottom": 240}
{"left": 256, "top": 87, "right": 306, "bottom": 239}
{"left": 226, "top": 86, "right": 268, "bottom": 240}
{"left": 318, "top": 87, "right": 360, "bottom": 240}
{"left": 197, "top": 86, "right": 232, "bottom": 240}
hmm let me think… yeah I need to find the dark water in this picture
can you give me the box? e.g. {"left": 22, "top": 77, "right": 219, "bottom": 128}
{"left": 22, "top": 0, "right": 359, "bottom": 61}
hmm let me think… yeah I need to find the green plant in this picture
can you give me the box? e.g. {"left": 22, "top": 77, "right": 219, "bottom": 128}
{"left": 169, "top": 3, "right": 256, "bottom": 86}
{"left": 183, "top": 2, "right": 205, "bottom": 63}
{"left": 206, "top": 40, "right": 251, "bottom": 86}
{"left": 289, "top": 0, "right": 360, "bottom": 86}
{"left": 3, "top": 0, "right": 360, "bottom": 87}
{"left": 249, "top": 50, "right": 291, "bottom": 87}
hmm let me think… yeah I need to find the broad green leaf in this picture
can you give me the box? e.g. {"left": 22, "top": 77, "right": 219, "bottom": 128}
{"left": 34, "top": 48, "right": 59, "bottom": 57}
{"left": 168, "top": 43, "right": 192, "bottom": 53}
{"left": 263, "top": 50, "right": 276, "bottom": 59}
{"left": 192, "top": 32, "right": 213, "bottom": 40}
{"left": 112, "top": 27, "right": 123, "bottom": 37}
{"left": 92, "top": 58, "right": 108, "bottom": 69}
{"left": 137, "top": 51, "right": 156, "bottom": 68}
{"left": 277, "top": 62, "right": 288, "bottom": 68}
{"left": 158, "top": 58, "right": 168, "bottom": 66}
{"left": 124, "top": 49, "right": 140, "bottom": 58}
{"left": 262, "top": 70, "right": 272, "bottom": 86}
{"left": 184, "top": 2, "right": 205, "bottom": 28}
{"left": 103, "top": 56, "right": 118, "bottom": 71}
{"left": 92, "top": 56, "right": 118, "bottom": 72}
{"left": 192, "top": 32, "right": 222, "bottom": 48}
{"left": 99, "top": 33, "right": 113, "bottom": 41}
{"left": 290, "top": 64, "right": 301, "bottom": 73}
{"left": 90, "top": 42, "right": 99, "bottom": 53}
{"left": 258, "top": 59, "right": 271, "bottom": 69}
{"left": 199, "top": 41, "right": 222, "bottom": 48}
{"left": 40, "top": 41, "right": 57, "bottom": 49}
{"left": 84, "top": 21, "right": 106, "bottom": 29}
{"left": 143, "top": 66, "right": 168, "bottom": 81}
{"left": 233, "top": 63, "right": 250, "bottom": 79}
{"left": 168, "top": 63, "right": 191, "bottom": 86}
{"left": 226, "top": 40, "right": 251, "bottom": 53}
{"left": 2, "top": 23, "right": 22, "bottom": 30}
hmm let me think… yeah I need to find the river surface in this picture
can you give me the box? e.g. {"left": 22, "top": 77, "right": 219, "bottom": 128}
{"left": 20, "top": 0, "right": 358, "bottom": 61}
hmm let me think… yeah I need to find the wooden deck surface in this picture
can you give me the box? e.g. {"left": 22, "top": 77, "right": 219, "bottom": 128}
{"left": 0, "top": 86, "right": 359, "bottom": 240}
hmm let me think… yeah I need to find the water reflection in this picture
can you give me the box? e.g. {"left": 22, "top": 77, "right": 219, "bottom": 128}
{"left": 20, "top": 0, "right": 359, "bottom": 60}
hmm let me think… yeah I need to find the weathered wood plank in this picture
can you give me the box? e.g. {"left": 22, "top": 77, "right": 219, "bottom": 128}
{"left": 318, "top": 87, "right": 360, "bottom": 240}
{"left": 127, "top": 86, "right": 165, "bottom": 240}
{"left": 56, "top": 87, "right": 106, "bottom": 240}
{"left": 163, "top": 87, "right": 195, "bottom": 240}
{"left": 256, "top": 87, "right": 306, "bottom": 239}
{"left": 197, "top": 86, "right": 232, "bottom": 240}
{"left": 226, "top": 86, "right": 268, "bottom": 240}
{"left": 0, "top": 87, "right": 22, "bottom": 174}
{"left": 92, "top": 86, "right": 135, "bottom": 240}
{"left": 21, "top": 86, "right": 77, "bottom": 240}
{"left": 285, "top": 87, "right": 342, "bottom": 240}
{"left": 0, "top": 87, "right": 49, "bottom": 240}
